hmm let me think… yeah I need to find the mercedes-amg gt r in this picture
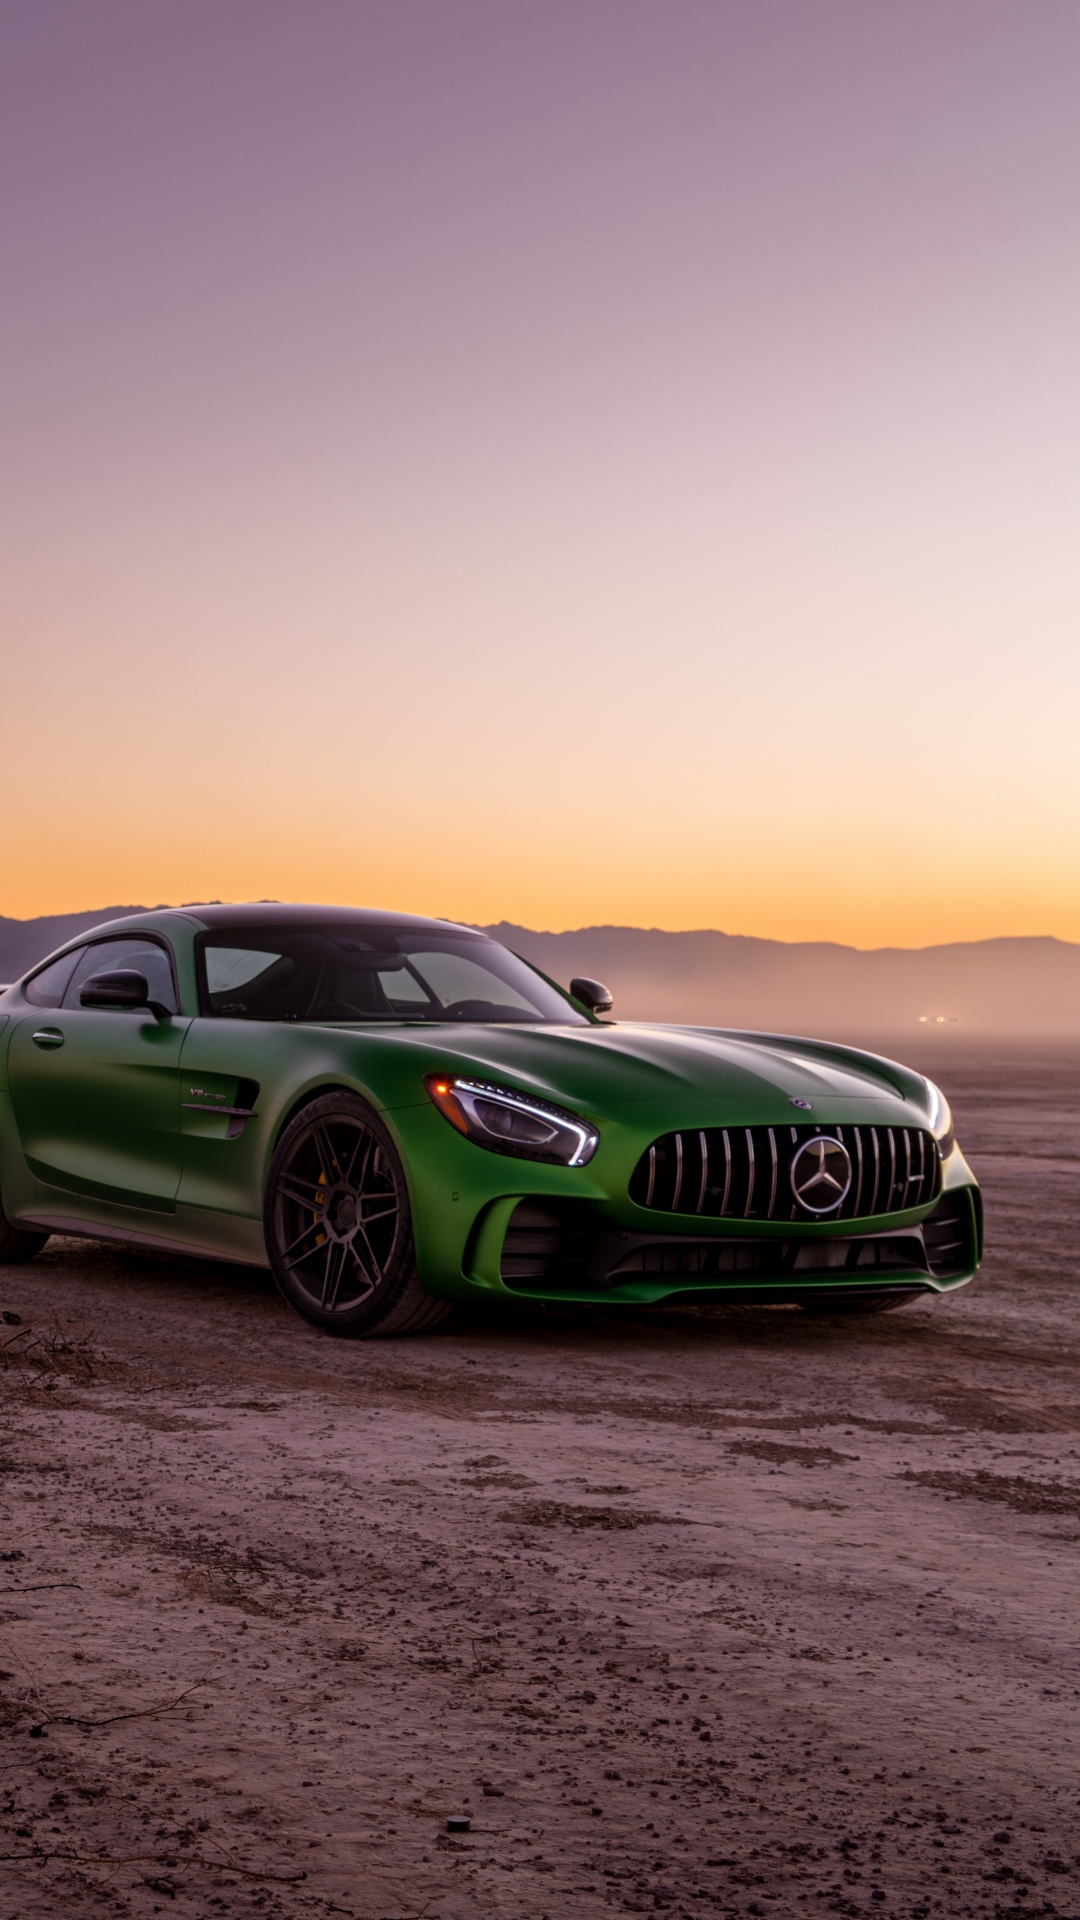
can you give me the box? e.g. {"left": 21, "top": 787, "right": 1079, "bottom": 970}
{"left": 0, "top": 905, "right": 981, "bottom": 1335}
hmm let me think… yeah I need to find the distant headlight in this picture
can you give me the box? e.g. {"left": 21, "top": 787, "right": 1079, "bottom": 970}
{"left": 424, "top": 1074, "right": 599, "bottom": 1167}
{"left": 925, "top": 1078, "right": 956, "bottom": 1159}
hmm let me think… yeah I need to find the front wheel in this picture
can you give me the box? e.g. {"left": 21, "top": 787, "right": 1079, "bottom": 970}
{"left": 264, "top": 1093, "right": 453, "bottom": 1337}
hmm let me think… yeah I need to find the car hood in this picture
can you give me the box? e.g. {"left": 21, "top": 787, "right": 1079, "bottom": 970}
{"left": 371, "top": 1020, "right": 930, "bottom": 1127}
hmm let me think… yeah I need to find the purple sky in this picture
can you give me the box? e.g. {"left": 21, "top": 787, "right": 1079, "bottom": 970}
{"left": 2, "top": 3, "right": 1078, "bottom": 942}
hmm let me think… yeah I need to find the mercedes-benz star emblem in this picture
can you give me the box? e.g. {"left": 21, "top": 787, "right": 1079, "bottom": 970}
{"left": 790, "top": 1135, "right": 852, "bottom": 1213}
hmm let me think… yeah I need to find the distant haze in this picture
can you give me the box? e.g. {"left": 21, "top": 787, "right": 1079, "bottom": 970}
{"left": 2, "top": 909, "right": 1076, "bottom": 1037}
{"left": 484, "top": 924, "right": 1080, "bottom": 1038}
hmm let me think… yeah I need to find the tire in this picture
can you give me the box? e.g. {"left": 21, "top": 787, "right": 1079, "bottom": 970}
{"left": 798, "top": 1290, "right": 924, "bottom": 1316}
{"left": 264, "top": 1092, "right": 453, "bottom": 1338}
{"left": 0, "top": 1193, "right": 48, "bottom": 1265}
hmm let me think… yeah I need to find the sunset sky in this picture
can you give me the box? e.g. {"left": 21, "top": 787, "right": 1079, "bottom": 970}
{"left": 2, "top": 2, "right": 1077, "bottom": 946}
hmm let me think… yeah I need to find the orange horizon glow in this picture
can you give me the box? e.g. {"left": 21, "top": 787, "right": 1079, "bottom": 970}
{"left": 2, "top": 6, "right": 1077, "bottom": 953}
{"left": 2, "top": 852, "right": 1076, "bottom": 953}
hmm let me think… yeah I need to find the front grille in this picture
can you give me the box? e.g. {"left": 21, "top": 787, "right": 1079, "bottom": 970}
{"left": 629, "top": 1123, "right": 941, "bottom": 1222}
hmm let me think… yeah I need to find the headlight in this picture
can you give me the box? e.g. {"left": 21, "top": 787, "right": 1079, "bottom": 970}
{"left": 424, "top": 1074, "right": 599, "bottom": 1167}
{"left": 925, "top": 1078, "right": 956, "bottom": 1158}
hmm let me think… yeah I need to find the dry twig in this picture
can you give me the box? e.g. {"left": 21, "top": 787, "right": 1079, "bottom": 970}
{"left": 39, "top": 1672, "right": 215, "bottom": 1730}
{"left": 0, "top": 1842, "right": 306, "bottom": 1884}
{"left": 2, "top": 1583, "right": 83, "bottom": 1594}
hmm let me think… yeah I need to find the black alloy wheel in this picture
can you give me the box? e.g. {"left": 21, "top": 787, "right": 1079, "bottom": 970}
{"left": 265, "top": 1093, "right": 451, "bottom": 1336}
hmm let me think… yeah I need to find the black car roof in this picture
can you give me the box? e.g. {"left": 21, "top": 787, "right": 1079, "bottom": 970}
{"left": 14, "top": 904, "right": 489, "bottom": 993}
{"left": 177, "top": 903, "right": 481, "bottom": 935}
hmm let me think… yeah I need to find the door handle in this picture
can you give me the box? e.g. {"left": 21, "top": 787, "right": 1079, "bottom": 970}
{"left": 31, "top": 1028, "right": 65, "bottom": 1049}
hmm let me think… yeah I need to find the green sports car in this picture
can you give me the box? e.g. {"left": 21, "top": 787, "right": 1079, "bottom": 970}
{"left": 0, "top": 904, "right": 981, "bottom": 1335}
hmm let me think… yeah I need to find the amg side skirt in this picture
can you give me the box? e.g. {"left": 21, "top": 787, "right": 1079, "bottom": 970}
{"left": 23, "top": 1213, "right": 270, "bottom": 1269}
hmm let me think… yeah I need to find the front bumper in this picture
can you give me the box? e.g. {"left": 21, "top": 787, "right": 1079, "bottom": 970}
{"left": 491, "top": 1181, "right": 981, "bottom": 1306}
{"left": 390, "top": 1097, "right": 982, "bottom": 1307}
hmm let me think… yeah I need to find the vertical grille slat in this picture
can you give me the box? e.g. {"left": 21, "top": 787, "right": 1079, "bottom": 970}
{"left": 671, "top": 1132, "right": 684, "bottom": 1211}
{"left": 630, "top": 1121, "right": 942, "bottom": 1222}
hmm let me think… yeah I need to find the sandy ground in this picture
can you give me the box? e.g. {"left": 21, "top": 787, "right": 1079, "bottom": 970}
{"left": 1, "top": 1040, "right": 1078, "bottom": 1920}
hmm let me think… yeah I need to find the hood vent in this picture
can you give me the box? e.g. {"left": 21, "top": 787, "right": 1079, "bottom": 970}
{"left": 629, "top": 1123, "right": 941, "bottom": 1222}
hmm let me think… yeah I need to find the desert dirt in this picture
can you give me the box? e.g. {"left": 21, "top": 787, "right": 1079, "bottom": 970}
{"left": 1, "top": 1039, "right": 1078, "bottom": 1920}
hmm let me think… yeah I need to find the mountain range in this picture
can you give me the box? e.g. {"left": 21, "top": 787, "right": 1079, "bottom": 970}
{"left": 2, "top": 906, "right": 1076, "bottom": 1036}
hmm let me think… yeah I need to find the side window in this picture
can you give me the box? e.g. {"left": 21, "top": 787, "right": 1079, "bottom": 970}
{"left": 62, "top": 938, "right": 179, "bottom": 1014}
{"left": 24, "top": 949, "right": 85, "bottom": 1008}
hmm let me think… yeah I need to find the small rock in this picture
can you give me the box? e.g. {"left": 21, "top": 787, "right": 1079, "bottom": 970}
{"left": 2, "top": 1312, "right": 22, "bottom": 1326}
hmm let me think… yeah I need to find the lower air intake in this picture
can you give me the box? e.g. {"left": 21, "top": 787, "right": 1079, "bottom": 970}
{"left": 497, "top": 1189, "right": 975, "bottom": 1293}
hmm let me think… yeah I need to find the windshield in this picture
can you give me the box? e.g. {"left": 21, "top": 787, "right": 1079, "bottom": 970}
{"left": 195, "top": 925, "right": 587, "bottom": 1025}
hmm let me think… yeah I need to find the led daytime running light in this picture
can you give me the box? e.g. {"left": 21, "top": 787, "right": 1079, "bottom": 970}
{"left": 424, "top": 1074, "right": 598, "bottom": 1166}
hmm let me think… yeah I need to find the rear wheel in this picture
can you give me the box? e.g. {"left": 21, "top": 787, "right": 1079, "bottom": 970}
{"left": 0, "top": 1195, "right": 48, "bottom": 1264}
{"left": 264, "top": 1093, "right": 453, "bottom": 1337}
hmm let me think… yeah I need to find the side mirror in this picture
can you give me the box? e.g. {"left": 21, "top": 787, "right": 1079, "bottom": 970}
{"left": 570, "top": 976, "right": 613, "bottom": 1015}
{"left": 79, "top": 969, "right": 172, "bottom": 1021}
